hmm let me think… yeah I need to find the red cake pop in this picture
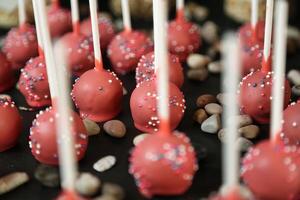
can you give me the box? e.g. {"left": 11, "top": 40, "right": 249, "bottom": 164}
{"left": 281, "top": 101, "right": 300, "bottom": 145}
{"left": 136, "top": 52, "right": 184, "bottom": 88}
{"left": 29, "top": 107, "right": 88, "bottom": 165}
{"left": 47, "top": 1, "right": 72, "bottom": 37}
{"left": 130, "top": 79, "right": 185, "bottom": 133}
{"left": 18, "top": 56, "right": 51, "bottom": 107}
{"left": 239, "top": 70, "right": 291, "bottom": 124}
{"left": 0, "top": 52, "right": 15, "bottom": 92}
{"left": 239, "top": 21, "right": 265, "bottom": 45}
{"left": 107, "top": 31, "right": 153, "bottom": 75}
{"left": 56, "top": 191, "right": 86, "bottom": 200}
{"left": 72, "top": 69, "right": 123, "bottom": 122}
{"left": 129, "top": 131, "right": 198, "bottom": 198}
{"left": 80, "top": 13, "right": 115, "bottom": 50}
{"left": 208, "top": 188, "right": 253, "bottom": 200}
{"left": 3, "top": 24, "right": 38, "bottom": 70}
{"left": 242, "top": 140, "right": 300, "bottom": 200}
{"left": 0, "top": 96, "right": 22, "bottom": 152}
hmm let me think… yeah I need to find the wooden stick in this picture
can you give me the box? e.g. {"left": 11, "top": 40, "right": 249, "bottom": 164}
{"left": 153, "top": 0, "right": 170, "bottom": 135}
{"left": 251, "top": 0, "right": 259, "bottom": 33}
{"left": 70, "top": 0, "right": 80, "bottom": 34}
{"left": 32, "top": 0, "right": 43, "bottom": 56}
{"left": 18, "top": 0, "right": 26, "bottom": 28}
{"left": 89, "top": 0, "right": 103, "bottom": 70}
{"left": 261, "top": 0, "right": 274, "bottom": 72}
{"left": 221, "top": 33, "right": 241, "bottom": 192}
{"left": 176, "top": 0, "right": 185, "bottom": 19}
{"left": 121, "top": 0, "right": 132, "bottom": 32}
{"left": 270, "top": 0, "right": 288, "bottom": 142}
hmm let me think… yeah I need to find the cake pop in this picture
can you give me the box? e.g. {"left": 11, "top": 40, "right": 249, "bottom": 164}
{"left": 47, "top": 0, "right": 72, "bottom": 37}
{"left": 80, "top": 13, "right": 115, "bottom": 50}
{"left": 136, "top": 52, "right": 184, "bottom": 88}
{"left": 130, "top": 1, "right": 197, "bottom": 197}
{"left": 0, "top": 96, "right": 22, "bottom": 152}
{"left": 281, "top": 101, "right": 300, "bottom": 145}
{"left": 167, "top": 0, "right": 201, "bottom": 62}
{"left": 72, "top": 0, "right": 123, "bottom": 122}
{"left": 0, "top": 52, "right": 15, "bottom": 92}
{"left": 107, "top": 0, "right": 153, "bottom": 75}
{"left": 58, "top": 0, "right": 94, "bottom": 76}
{"left": 130, "top": 80, "right": 185, "bottom": 133}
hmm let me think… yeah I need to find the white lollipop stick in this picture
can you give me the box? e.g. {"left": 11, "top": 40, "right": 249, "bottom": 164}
{"left": 221, "top": 33, "right": 241, "bottom": 192}
{"left": 121, "top": 0, "right": 132, "bottom": 32}
{"left": 34, "top": 0, "right": 57, "bottom": 99}
{"left": 270, "top": 0, "right": 288, "bottom": 141}
{"left": 54, "top": 41, "right": 78, "bottom": 190}
{"left": 89, "top": 0, "right": 103, "bottom": 70}
{"left": 176, "top": 0, "right": 185, "bottom": 19}
{"left": 251, "top": 0, "right": 259, "bottom": 31}
{"left": 153, "top": 0, "right": 170, "bottom": 134}
{"left": 71, "top": 0, "right": 80, "bottom": 33}
{"left": 18, "top": 0, "right": 26, "bottom": 27}
{"left": 32, "top": 0, "right": 43, "bottom": 54}
{"left": 262, "top": 0, "right": 274, "bottom": 71}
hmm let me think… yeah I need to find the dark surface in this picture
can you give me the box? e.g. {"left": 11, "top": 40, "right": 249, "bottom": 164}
{"left": 1, "top": 0, "right": 300, "bottom": 200}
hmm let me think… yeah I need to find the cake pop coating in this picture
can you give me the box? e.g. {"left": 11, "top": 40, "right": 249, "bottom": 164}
{"left": 129, "top": 132, "right": 198, "bottom": 198}
{"left": 107, "top": 30, "right": 153, "bottom": 75}
{"left": 239, "top": 70, "right": 291, "bottom": 124}
{"left": 56, "top": 191, "right": 87, "bottom": 200}
{"left": 80, "top": 14, "right": 115, "bottom": 50}
{"left": 130, "top": 79, "right": 185, "bottom": 133}
{"left": 29, "top": 107, "right": 88, "bottom": 165}
{"left": 47, "top": 5, "right": 72, "bottom": 37}
{"left": 238, "top": 21, "right": 265, "bottom": 45}
{"left": 136, "top": 52, "right": 184, "bottom": 88}
{"left": 242, "top": 140, "right": 300, "bottom": 200}
{"left": 71, "top": 69, "right": 123, "bottom": 122}
{"left": 281, "top": 101, "right": 300, "bottom": 145}
{"left": 0, "top": 52, "right": 15, "bottom": 92}
{"left": 0, "top": 96, "right": 22, "bottom": 152}
{"left": 59, "top": 33, "right": 94, "bottom": 77}
{"left": 3, "top": 24, "right": 38, "bottom": 70}
{"left": 18, "top": 56, "right": 51, "bottom": 107}
{"left": 168, "top": 18, "right": 201, "bottom": 62}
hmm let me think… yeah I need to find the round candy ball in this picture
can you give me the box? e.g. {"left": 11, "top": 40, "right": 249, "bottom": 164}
{"left": 168, "top": 18, "right": 201, "bottom": 62}
{"left": 129, "top": 131, "right": 198, "bottom": 198}
{"left": 130, "top": 79, "right": 185, "bottom": 133}
{"left": 0, "top": 96, "right": 22, "bottom": 152}
{"left": 29, "top": 107, "right": 88, "bottom": 165}
{"left": 239, "top": 70, "right": 291, "bottom": 124}
{"left": 47, "top": 4, "right": 72, "bottom": 37}
{"left": 281, "top": 101, "right": 300, "bottom": 145}
{"left": 0, "top": 52, "right": 15, "bottom": 92}
{"left": 242, "top": 140, "right": 300, "bottom": 200}
{"left": 59, "top": 33, "right": 94, "bottom": 76}
{"left": 238, "top": 21, "right": 265, "bottom": 45}
{"left": 80, "top": 14, "right": 115, "bottom": 50}
{"left": 71, "top": 69, "right": 123, "bottom": 122}
{"left": 3, "top": 24, "right": 38, "bottom": 69}
{"left": 136, "top": 51, "right": 184, "bottom": 88}
{"left": 107, "top": 30, "right": 153, "bottom": 75}
{"left": 18, "top": 56, "right": 51, "bottom": 107}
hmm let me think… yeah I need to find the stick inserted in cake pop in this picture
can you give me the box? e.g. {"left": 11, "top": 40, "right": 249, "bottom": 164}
{"left": 251, "top": 0, "right": 259, "bottom": 36}
{"left": 18, "top": 0, "right": 26, "bottom": 28}
{"left": 176, "top": 0, "right": 184, "bottom": 19}
{"left": 121, "top": 0, "right": 132, "bottom": 32}
{"left": 262, "top": 0, "right": 274, "bottom": 72}
{"left": 71, "top": 0, "right": 80, "bottom": 34}
{"left": 32, "top": 0, "right": 43, "bottom": 56}
{"left": 270, "top": 0, "right": 288, "bottom": 142}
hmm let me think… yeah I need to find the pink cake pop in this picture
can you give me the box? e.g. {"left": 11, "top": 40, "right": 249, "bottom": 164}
{"left": 72, "top": 0, "right": 123, "bottom": 122}
{"left": 3, "top": 0, "right": 38, "bottom": 70}
{"left": 80, "top": 13, "right": 115, "bottom": 50}
{"left": 239, "top": 0, "right": 291, "bottom": 124}
{"left": 0, "top": 52, "right": 15, "bottom": 92}
{"left": 0, "top": 96, "right": 22, "bottom": 152}
{"left": 136, "top": 52, "right": 184, "bottom": 88}
{"left": 29, "top": 0, "right": 88, "bottom": 165}
{"left": 47, "top": 0, "right": 72, "bottom": 37}
{"left": 58, "top": 0, "right": 94, "bottom": 76}
{"left": 167, "top": 0, "right": 201, "bottom": 62}
{"left": 107, "top": 0, "right": 153, "bottom": 75}
{"left": 18, "top": 0, "right": 51, "bottom": 107}
{"left": 130, "top": 1, "right": 197, "bottom": 198}
{"left": 242, "top": 2, "right": 300, "bottom": 199}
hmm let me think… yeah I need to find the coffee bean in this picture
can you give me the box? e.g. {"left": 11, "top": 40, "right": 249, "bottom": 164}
{"left": 292, "top": 85, "right": 300, "bottom": 96}
{"left": 93, "top": 155, "right": 116, "bottom": 173}
{"left": 102, "top": 182, "right": 125, "bottom": 200}
{"left": 201, "top": 21, "right": 219, "bottom": 44}
{"left": 187, "top": 68, "right": 208, "bottom": 81}
{"left": 208, "top": 61, "right": 222, "bottom": 74}
{"left": 34, "top": 164, "right": 59, "bottom": 187}
{"left": 133, "top": 133, "right": 149, "bottom": 146}
{"left": 201, "top": 114, "right": 221, "bottom": 134}
{"left": 237, "top": 137, "right": 253, "bottom": 152}
{"left": 239, "top": 125, "right": 259, "bottom": 139}
{"left": 83, "top": 119, "right": 101, "bottom": 136}
{"left": 75, "top": 173, "right": 101, "bottom": 196}
{"left": 0, "top": 172, "right": 29, "bottom": 195}
{"left": 187, "top": 54, "right": 211, "bottom": 69}
{"left": 196, "top": 94, "right": 217, "bottom": 108}
{"left": 103, "top": 120, "right": 126, "bottom": 138}
{"left": 287, "top": 69, "right": 300, "bottom": 85}
{"left": 204, "top": 103, "right": 223, "bottom": 115}
{"left": 193, "top": 109, "right": 208, "bottom": 124}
